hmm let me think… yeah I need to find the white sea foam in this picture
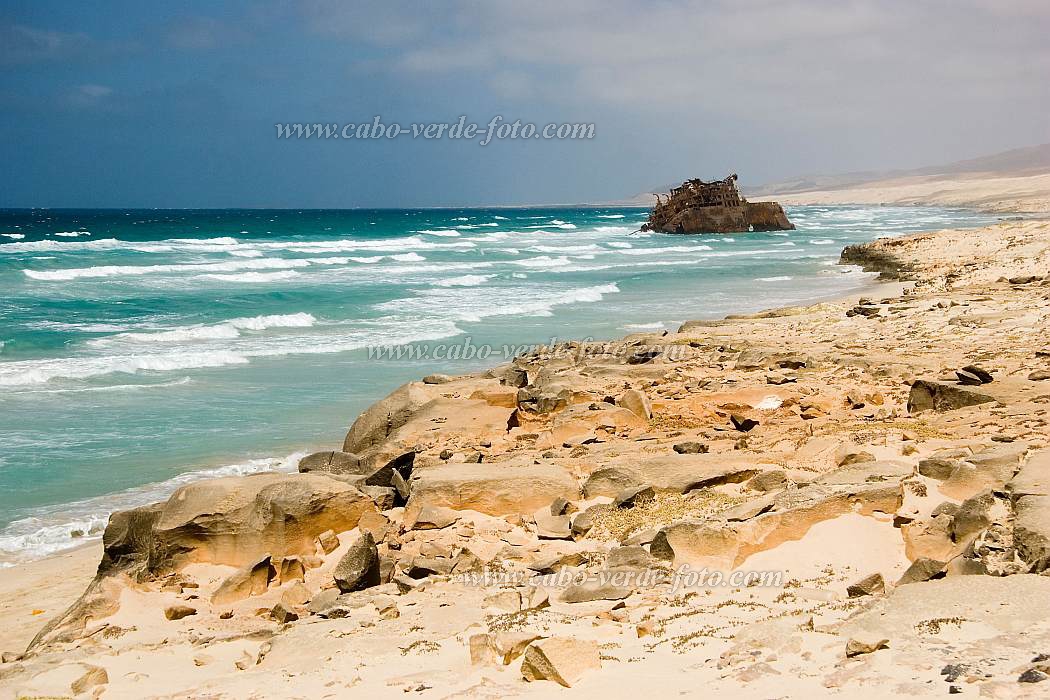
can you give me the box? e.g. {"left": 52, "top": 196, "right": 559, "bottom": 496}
{"left": 432, "top": 274, "right": 495, "bottom": 287}
{"left": 597, "top": 214, "right": 625, "bottom": 219}
{"left": 756, "top": 276, "right": 793, "bottom": 282}
{"left": 89, "top": 313, "right": 317, "bottom": 345}
{"left": 2, "top": 233, "right": 25, "bottom": 240}
{"left": 392, "top": 252, "right": 426, "bottom": 262}
{"left": 417, "top": 229, "right": 461, "bottom": 237}
{"left": 0, "top": 452, "right": 305, "bottom": 564}
{"left": 810, "top": 239, "right": 835, "bottom": 245}
{"left": 511, "top": 255, "right": 573, "bottom": 268}
{"left": 53, "top": 231, "right": 91, "bottom": 238}
{"left": 24, "top": 257, "right": 312, "bottom": 281}
{"left": 379, "top": 282, "right": 619, "bottom": 323}
{"left": 199, "top": 270, "right": 302, "bottom": 283}
{"left": 606, "top": 241, "right": 633, "bottom": 249}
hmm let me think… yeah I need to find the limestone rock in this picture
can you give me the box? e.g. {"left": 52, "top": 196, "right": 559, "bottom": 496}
{"left": 406, "top": 458, "right": 578, "bottom": 518}
{"left": 618, "top": 388, "right": 652, "bottom": 421}
{"left": 212, "top": 556, "right": 276, "bottom": 605}
{"left": 521, "top": 637, "right": 601, "bottom": 687}
{"left": 342, "top": 381, "right": 433, "bottom": 453}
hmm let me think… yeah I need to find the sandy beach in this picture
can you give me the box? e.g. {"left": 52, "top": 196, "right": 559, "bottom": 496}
{"left": 2, "top": 177, "right": 1050, "bottom": 697}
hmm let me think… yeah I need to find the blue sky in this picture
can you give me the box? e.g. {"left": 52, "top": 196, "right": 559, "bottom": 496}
{"left": 2, "top": 1, "right": 1049, "bottom": 207}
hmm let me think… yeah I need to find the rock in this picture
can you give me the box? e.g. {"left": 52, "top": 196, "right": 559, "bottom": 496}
{"left": 342, "top": 381, "right": 433, "bottom": 453}
{"left": 70, "top": 664, "right": 109, "bottom": 695}
{"left": 406, "top": 459, "right": 578, "bottom": 518}
{"left": 606, "top": 545, "right": 655, "bottom": 570}
{"left": 559, "top": 579, "right": 633, "bottom": 603}
{"left": 837, "top": 451, "right": 875, "bottom": 467}
{"left": 356, "top": 510, "right": 390, "bottom": 541}
{"left": 422, "top": 373, "right": 453, "bottom": 384}
{"left": 845, "top": 634, "right": 889, "bottom": 657}
{"left": 406, "top": 556, "right": 453, "bottom": 578}
{"left": 917, "top": 458, "right": 959, "bottom": 480}
{"left": 307, "top": 587, "right": 341, "bottom": 615}
{"left": 618, "top": 388, "right": 652, "bottom": 421}
{"left": 521, "top": 637, "right": 601, "bottom": 687}
{"left": 746, "top": 470, "right": 788, "bottom": 492}
{"left": 902, "top": 515, "right": 956, "bottom": 562}
{"left": 2, "top": 652, "right": 23, "bottom": 663}
{"left": 673, "top": 441, "right": 708, "bottom": 454}
{"left": 297, "top": 450, "right": 363, "bottom": 475}
{"left": 1019, "top": 669, "right": 1048, "bottom": 683}
{"left": 846, "top": 573, "right": 886, "bottom": 598}
{"left": 212, "top": 556, "right": 276, "bottom": 605}
{"left": 316, "top": 530, "right": 340, "bottom": 555}
{"left": 960, "top": 365, "right": 994, "bottom": 384}
{"left": 951, "top": 490, "right": 998, "bottom": 541}
{"left": 931, "top": 502, "right": 961, "bottom": 518}
{"left": 533, "top": 509, "right": 572, "bottom": 539}
{"left": 549, "top": 497, "right": 571, "bottom": 516}
{"left": 270, "top": 602, "right": 299, "bottom": 624}
{"left": 410, "top": 504, "right": 460, "bottom": 530}
{"left": 164, "top": 605, "right": 197, "bottom": 621}
{"left": 571, "top": 510, "right": 595, "bottom": 537}
{"left": 907, "top": 379, "right": 996, "bottom": 413}
{"left": 1029, "top": 370, "right": 1050, "bottom": 381}
{"left": 483, "top": 590, "right": 522, "bottom": 612}
{"left": 278, "top": 556, "right": 306, "bottom": 584}
{"left": 766, "top": 372, "right": 797, "bottom": 385}
{"left": 1014, "top": 495, "right": 1050, "bottom": 572}
{"left": 102, "top": 472, "right": 376, "bottom": 575}
{"left": 613, "top": 484, "right": 655, "bottom": 508}
{"left": 333, "top": 532, "right": 381, "bottom": 593}
{"left": 955, "top": 369, "right": 984, "bottom": 386}
{"left": 280, "top": 582, "right": 311, "bottom": 608}
{"left": 730, "top": 413, "right": 759, "bottom": 432}
{"left": 896, "top": 557, "right": 946, "bottom": 585}
{"left": 583, "top": 467, "right": 643, "bottom": 498}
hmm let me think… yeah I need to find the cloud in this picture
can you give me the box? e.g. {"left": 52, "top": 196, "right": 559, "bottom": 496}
{"left": 66, "top": 84, "right": 114, "bottom": 108}
{"left": 164, "top": 16, "right": 246, "bottom": 50}
{"left": 0, "top": 24, "right": 96, "bottom": 66}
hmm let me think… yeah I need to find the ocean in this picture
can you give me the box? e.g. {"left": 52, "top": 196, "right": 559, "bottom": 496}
{"left": 0, "top": 205, "right": 996, "bottom": 564}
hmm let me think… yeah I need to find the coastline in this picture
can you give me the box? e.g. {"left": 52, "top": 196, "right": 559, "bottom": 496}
{"left": 3, "top": 211, "right": 1050, "bottom": 696}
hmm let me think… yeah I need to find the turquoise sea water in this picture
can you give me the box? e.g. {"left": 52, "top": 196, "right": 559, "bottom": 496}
{"left": 0, "top": 205, "right": 996, "bottom": 563}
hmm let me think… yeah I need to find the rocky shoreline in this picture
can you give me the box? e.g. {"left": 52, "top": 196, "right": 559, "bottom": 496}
{"left": 3, "top": 218, "right": 1050, "bottom": 698}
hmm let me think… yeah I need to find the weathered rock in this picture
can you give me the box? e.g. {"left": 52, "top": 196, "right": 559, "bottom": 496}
{"left": 1014, "top": 495, "right": 1050, "bottom": 572}
{"left": 164, "top": 604, "right": 197, "bottom": 621}
{"left": 613, "top": 484, "right": 655, "bottom": 509}
{"left": 270, "top": 602, "right": 299, "bottom": 624}
{"left": 845, "top": 634, "right": 888, "bottom": 657}
{"left": 673, "top": 441, "right": 708, "bottom": 454}
{"left": 918, "top": 458, "right": 959, "bottom": 480}
{"left": 102, "top": 472, "right": 375, "bottom": 575}
{"left": 960, "top": 365, "right": 994, "bottom": 383}
{"left": 333, "top": 533, "right": 380, "bottom": 593}
{"left": 278, "top": 556, "right": 306, "bottom": 584}
{"left": 297, "top": 450, "right": 363, "bottom": 475}
{"left": 606, "top": 545, "right": 655, "bottom": 571}
{"left": 559, "top": 579, "right": 633, "bottom": 603}
{"left": 837, "top": 451, "right": 876, "bottom": 467}
{"left": 907, "top": 379, "right": 996, "bottom": 413}
{"left": 1029, "top": 370, "right": 1050, "bottom": 381}
{"left": 316, "top": 530, "right": 340, "bottom": 555}
{"left": 847, "top": 573, "right": 886, "bottom": 598}
{"left": 587, "top": 454, "right": 760, "bottom": 497}
{"left": 951, "top": 490, "right": 997, "bottom": 542}
{"left": 618, "top": 388, "right": 652, "bottom": 421}
{"left": 212, "top": 556, "right": 276, "bottom": 605}
{"left": 410, "top": 504, "right": 460, "bottom": 530}
{"left": 902, "top": 515, "right": 956, "bottom": 562}
{"left": 533, "top": 508, "right": 572, "bottom": 539}
{"left": 342, "top": 381, "right": 433, "bottom": 453}
{"left": 571, "top": 510, "right": 595, "bottom": 537}
{"left": 406, "top": 459, "right": 578, "bottom": 518}
{"left": 422, "top": 373, "right": 453, "bottom": 384}
{"left": 746, "top": 469, "right": 788, "bottom": 492}
{"left": 896, "top": 557, "right": 946, "bottom": 585}
{"left": 730, "top": 413, "right": 759, "bottom": 432}
{"left": 521, "top": 637, "right": 601, "bottom": 687}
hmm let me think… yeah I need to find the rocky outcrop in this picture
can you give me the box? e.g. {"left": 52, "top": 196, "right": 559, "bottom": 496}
{"left": 406, "top": 458, "right": 579, "bottom": 518}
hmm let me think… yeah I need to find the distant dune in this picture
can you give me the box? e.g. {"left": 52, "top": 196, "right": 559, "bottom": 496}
{"left": 754, "top": 143, "right": 1050, "bottom": 214}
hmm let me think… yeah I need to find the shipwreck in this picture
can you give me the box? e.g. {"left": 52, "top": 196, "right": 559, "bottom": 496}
{"left": 641, "top": 174, "right": 794, "bottom": 234}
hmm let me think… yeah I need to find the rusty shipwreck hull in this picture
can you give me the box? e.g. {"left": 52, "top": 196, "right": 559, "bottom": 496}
{"left": 647, "top": 201, "right": 794, "bottom": 234}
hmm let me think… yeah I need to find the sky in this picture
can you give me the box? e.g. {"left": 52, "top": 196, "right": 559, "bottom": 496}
{"left": 1, "top": 0, "right": 1049, "bottom": 208}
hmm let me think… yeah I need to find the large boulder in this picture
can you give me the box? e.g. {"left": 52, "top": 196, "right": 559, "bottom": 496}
{"left": 583, "top": 454, "right": 761, "bottom": 497}
{"left": 102, "top": 472, "right": 376, "bottom": 574}
{"left": 405, "top": 458, "right": 578, "bottom": 518}
{"left": 342, "top": 381, "right": 434, "bottom": 454}
{"left": 297, "top": 451, "right": 364, "bottom": 475}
